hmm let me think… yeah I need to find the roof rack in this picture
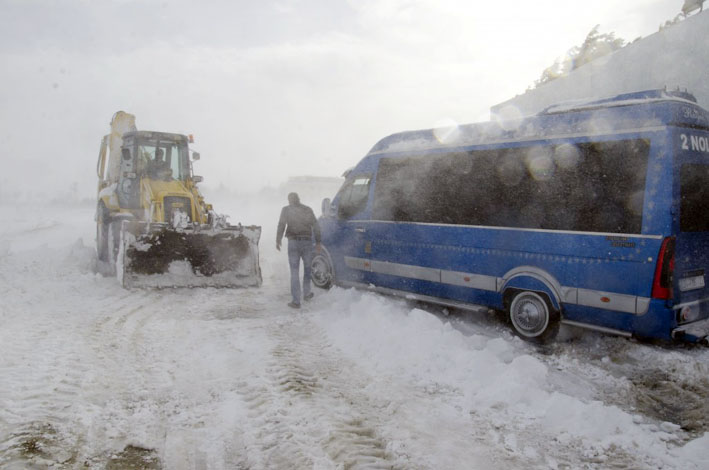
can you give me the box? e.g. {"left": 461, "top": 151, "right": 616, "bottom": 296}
{"left": 539, "top": 88, "right": 697, "bottom": 115}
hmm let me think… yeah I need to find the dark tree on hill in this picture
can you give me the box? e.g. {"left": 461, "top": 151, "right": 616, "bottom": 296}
{"left": 530, "top": 25, "right": 625, "bottom": 89}
{"left": 571, "top": 25, "right": 626, "bottom": 69}
{"left": 682, "top": 0, "right": 705, "bottom": 16}
{"left": 530, "top": 4, "right": 702, "bottom": 91}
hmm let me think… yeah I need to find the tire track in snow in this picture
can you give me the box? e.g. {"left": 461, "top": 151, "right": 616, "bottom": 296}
{"left": 271, "top": 315, "right": 400, "bottom": 469}
{"left": 0, "top": 302, "right": 92, "bottom": 467}
{"left": 82, "top": 287, "right": 274, "bottom": 469}
{"left": 270, "top": 320, "right": 395, "bottom": 470}
{"left": 234, "top": 312, "right": 401, "bottom": 469}
{"left": 79, "top": 291, "right": 182, "bottom": 466}
{"left": 0, "top": 282, "right": 168, "bottom": 467}
{"left": 0, "top": 284, "right": 170, "bottom": 468}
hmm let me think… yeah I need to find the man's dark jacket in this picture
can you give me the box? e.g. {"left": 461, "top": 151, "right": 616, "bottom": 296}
{"left": 277, "top": 203, "right": 321, "bottom": 244}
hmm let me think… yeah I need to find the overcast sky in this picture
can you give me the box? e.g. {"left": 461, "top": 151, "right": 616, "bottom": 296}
{"left": 0, "top": 0, "right": 683, "bottom": 200}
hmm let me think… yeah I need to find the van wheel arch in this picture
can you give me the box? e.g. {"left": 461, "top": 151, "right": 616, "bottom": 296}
{"left": 500, "top": 266, "right": 564, "bottom": 310}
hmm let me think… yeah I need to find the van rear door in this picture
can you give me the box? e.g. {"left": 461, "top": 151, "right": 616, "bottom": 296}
{"left": 673, "top": 130, "right": 709, "bottom": 329}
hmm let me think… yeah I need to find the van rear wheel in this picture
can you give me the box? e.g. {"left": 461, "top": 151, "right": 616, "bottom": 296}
{"left": 508, "top": 291, "right": 560, "bottom": 343}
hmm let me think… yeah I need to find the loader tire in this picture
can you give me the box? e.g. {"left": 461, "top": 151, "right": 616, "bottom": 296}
{"left": 107, "top": 220, "right": 122, "bottom": 267}
{"left": 96, "top": 205, "right": 110, "bottom": 262}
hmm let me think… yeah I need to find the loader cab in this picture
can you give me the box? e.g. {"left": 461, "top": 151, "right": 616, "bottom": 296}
{"left": 117, "top": 131, "right": 192, "bottom": 208}
{"left": 124, "top": 131, "right": 191, "bottom": 182}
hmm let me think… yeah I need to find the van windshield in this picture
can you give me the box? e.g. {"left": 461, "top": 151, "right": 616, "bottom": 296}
{"left": 337, "top": 175, "right": 371, "bottom": 219}
{"left": 680, "top": 164, "right": 709, "bottom": 232}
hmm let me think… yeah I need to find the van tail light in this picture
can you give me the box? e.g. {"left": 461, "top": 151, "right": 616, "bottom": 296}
{"left": 652, "top": 236, "right": 675, "bottom": 300}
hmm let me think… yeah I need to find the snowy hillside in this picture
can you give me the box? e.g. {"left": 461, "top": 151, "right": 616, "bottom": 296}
{"left": 1, "top": 200, "right": 708, "bottom": 469}
{"left": 492, "top": 10, "right": 709, "bottom": 117}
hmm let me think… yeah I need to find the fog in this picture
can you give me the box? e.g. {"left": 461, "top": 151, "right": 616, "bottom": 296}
{"left": 0, "top": 0, "right": 681, "bottom": 203}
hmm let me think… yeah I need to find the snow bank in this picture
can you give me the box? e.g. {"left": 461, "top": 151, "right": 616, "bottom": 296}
{"left": 673, "top": 432, "right": 709, "bottom": 464}
{"left": 314, "top": 287, "right": 708, "bottom": 468}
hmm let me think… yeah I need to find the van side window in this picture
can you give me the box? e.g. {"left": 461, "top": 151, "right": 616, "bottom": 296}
{"left": 337, "top": 176, "right": 371, "bottom": 219}
{"left": 372, "top": 139, "right": 650, "bottom": 234}
{"left": 680, "top": 164, "right": 709, "bottom": 232}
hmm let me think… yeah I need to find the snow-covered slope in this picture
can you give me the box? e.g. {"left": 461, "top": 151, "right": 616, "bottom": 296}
{"left": 0, "top": 201, "right": 708, "bottom": 469}
{"left": 492, "top": 10, "right": 709, "bottom": 117}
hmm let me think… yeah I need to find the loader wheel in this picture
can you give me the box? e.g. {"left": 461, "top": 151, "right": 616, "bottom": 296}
{"left": 311, "top": 248, "right": 334, "bottom": 289}
{"left": 107, "top": 220, "right": 122, "bottom": 267}
{"left": 96, "top": 205, "right": 109, "bottom": 262}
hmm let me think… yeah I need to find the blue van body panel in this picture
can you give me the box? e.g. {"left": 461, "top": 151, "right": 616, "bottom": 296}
{"left": 561, "top": 300, "right": 673, "bottom": 340}
{"left": 360, "top": 222, "right": 660, "bottom": 294}
{"left": 671, "top": 127, "right": 709, "bottom": 314}
{"left": 320, "top": 90, "right": 709, "bottom": 342}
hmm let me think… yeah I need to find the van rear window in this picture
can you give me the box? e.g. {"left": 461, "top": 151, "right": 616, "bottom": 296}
{"left": 372, "top": 139, "right": 650, "bottom": 234}
{"left": 680, "top": 164, "right": 709, "bottom": 232}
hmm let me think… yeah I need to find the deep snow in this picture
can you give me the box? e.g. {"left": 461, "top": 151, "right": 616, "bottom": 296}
{"left": 0, "top": 200, "right": 708, "bottom": 469}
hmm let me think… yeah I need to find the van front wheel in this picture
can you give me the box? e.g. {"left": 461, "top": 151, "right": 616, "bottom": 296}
{"left": 311, "top": 249, "right": 334, "bottom": 289}
{"left": 508, "top": 291, "right": 560, "bottom": 343}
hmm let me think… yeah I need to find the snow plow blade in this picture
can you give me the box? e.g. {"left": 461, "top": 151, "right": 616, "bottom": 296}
{"left": 117, "top": 221, "right": 262, "bottom": 289}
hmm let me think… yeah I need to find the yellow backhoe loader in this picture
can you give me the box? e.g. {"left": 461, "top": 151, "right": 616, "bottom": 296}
{"left": 96, "top": 111, "right": 261, "bottom": 288}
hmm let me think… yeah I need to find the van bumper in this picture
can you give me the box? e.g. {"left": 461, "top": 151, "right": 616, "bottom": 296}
{"left": 672, "top": 317, "right": 709, "bottom": 344}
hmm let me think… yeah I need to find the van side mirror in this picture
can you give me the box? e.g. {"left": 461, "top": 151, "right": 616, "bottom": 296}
{"left": 322, "top": 198, "right": 333, "bottom": 217}
{"left": 192, "top": 175, "right": 203, "bottom": 184}
{"left": 192, "top": 152, "right": 200, "bottom": 161}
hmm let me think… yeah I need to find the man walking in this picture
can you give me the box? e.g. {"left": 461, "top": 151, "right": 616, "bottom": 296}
{"left": 276, "top": 192, "right": 321, "bottom": 309}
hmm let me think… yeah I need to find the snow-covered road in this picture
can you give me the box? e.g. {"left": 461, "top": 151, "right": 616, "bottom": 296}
{"left": 1, "top": 202, "right": 708, "bottom": 469}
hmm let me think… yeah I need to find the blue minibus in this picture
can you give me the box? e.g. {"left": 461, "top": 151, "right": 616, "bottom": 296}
{"left": 311, "top": 89, "right": 709, "bottom": 343}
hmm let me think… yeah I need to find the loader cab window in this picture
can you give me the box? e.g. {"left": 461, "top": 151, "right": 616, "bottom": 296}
{"left": 137, "top": 142, "right": 189, "bottom": 181}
